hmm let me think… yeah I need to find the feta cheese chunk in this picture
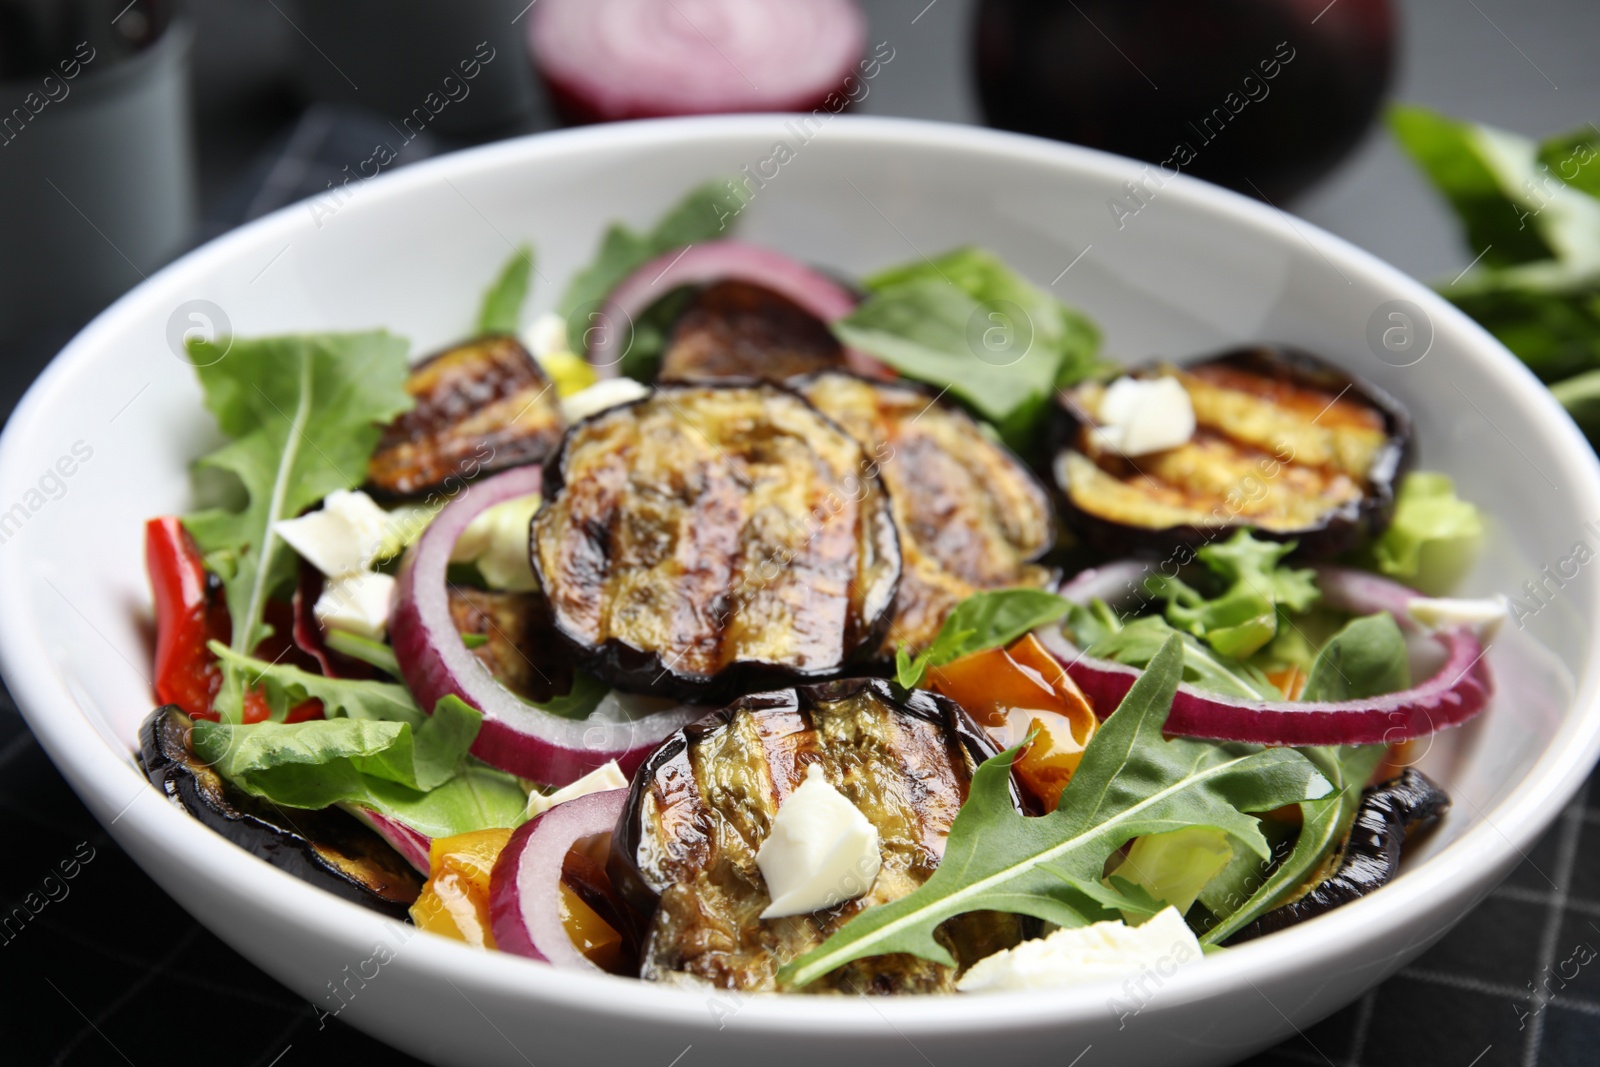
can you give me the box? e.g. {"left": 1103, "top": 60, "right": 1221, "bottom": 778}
{"left": 1092, "top": 376, "right": 1196, "bottom": 457}
{"left": 957, "top": 906, "right": 1203, "bottom": 994}
{"left": 757, "top": 763, "right": 881, "bottom": 919}
{"left": 275, "top": 489, "right": 393, "bottom": 577}
{"left": 527, "top": 312, "right": 570, "bottom": 359}
{"left": 1407, "top": 595, "right": 1509, "bottom": 641}
{"left": 524, "top": 760, "right": 629, "bottom": 822}
{"left": 450, "top": 493, "right": 541, "bottom": 592}
{"left": 561, "top": 377, "right": 651, "bottom": 425}
{"left": 313, "top": 571, "right": 397, "bottom": 641}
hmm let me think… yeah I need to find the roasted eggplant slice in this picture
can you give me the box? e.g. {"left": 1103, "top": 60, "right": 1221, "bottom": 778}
{"left": 611, "top": 678, "right": 1023, "bottom": 992}
{"left": 448, "top": 587, "right": 572, "bottom": 703}
{"left": 797, "top": 372, "right": 1056, "bottom": 654}
{"left": 657, "top": 280, "right": 850, "bottom": 383}
{"left": 367, "top": 335, "right": 564, "bottom": 498}
{"left": 1054, "top": 346, "right": 1411, "bottom": 558}
{"left": 139, "top": 706, "right": 421, "bottom": 917}
{"left": 1228, "top": 768, "right": 1448, "bottom": 943}
{"left": 532, "top": 382, "right": 901, "bottom": 698}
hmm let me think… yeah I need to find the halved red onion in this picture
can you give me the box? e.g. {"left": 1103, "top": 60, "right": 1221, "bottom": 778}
{"left": 489, "top": 788, "right": 628, "bottom": 968}
{"left": 586, "top": 239, "right": 891, "bottom": 379}
{"left": 345, "top": 805, "right": 432, "bottom": 874}
{"left": 530, "top": 0, "right": 867, "bottom": 124}
{"left": 1044, "top": 561, "right": 1492, "bottom": 745}
{"left": 389, "top": 466, "right": 703, "bottom": 785}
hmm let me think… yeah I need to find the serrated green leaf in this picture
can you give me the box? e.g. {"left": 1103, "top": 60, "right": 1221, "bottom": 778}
{"left": 778, "top": 637, "right": 1329, "bottom": 988}
{"left": 182, "top": 332, "right": 413, "bottom": 721}
{"left": 477, "top": 244, "right": 534, "bottom": 335}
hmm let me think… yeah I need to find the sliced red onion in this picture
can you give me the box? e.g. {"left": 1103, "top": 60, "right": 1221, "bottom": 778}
{"left": 344, "top": 805, "right": 432, "bottom": 874}
{"left": 586, "top": 239, "right": 891, "bottom": 380}
{"left": 488, "top": 788, "right": 628, "bottom": 968}
{"left": 389, "top": 466, "right": 703, "bottom": 785}
{"left": 1046, "top": 561, "right": 1493, "bottom": 745}
{"left": 530, "top": 0, "right": 867, "bottom": 124}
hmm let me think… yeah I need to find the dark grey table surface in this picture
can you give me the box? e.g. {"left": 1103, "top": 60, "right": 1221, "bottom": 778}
{"left": 3, "top": 1, "right": 1599, "bottom": 1065}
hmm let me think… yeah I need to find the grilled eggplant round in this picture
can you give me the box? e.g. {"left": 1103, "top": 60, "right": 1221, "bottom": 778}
{"left": 658, "top": 280, "right": 852, "bottom": 383}
{"left": 798, "top": 372, "right": 1056, "bottom": 654}
{"left": 531, "top": 382, "right": 901, "bottom": 699}
{"left": 1227, "top": 767, "right": 1448, "bottom": 943}
{"left": 367, "top": 335, "right": 565, "bottom": 499}
{"left": 1054, "top": 346, "right": 1411, "bottom": 558}
{"left": 610, "top": 678, "right": 1023, "bottom": 993}
{"left": 138, "top": 706, "right": 422, "bottom": 918}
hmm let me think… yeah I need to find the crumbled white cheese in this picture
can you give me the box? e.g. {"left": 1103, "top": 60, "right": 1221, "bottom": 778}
{"left": 527, "top": 312, "right": 570, "bottom": 359}
{"left": 450, "top": 493, "right": 541, "bottom": 592}
{"left": 1092, "top": 376, "right": 1196, "bottom": 457}
{"left": 757, "top": 763, "right": 881, "bottom": 919}
{"left": 314, "top": 571, "right": 397, "bottom": 641}
{"left": 275, "top": 489, "right": 393, "bottom": 577}
{"left": 524, "top": 760, "right": 629, "bottom": 822}
{"left": 1407, "top": 595, "right": 1509, "bottom": 641}
{"left": 957, "top": 906, "right": 1203, "bottom": 994}
{"left": 561, "top": 377, "right": 651, "bottom": 425}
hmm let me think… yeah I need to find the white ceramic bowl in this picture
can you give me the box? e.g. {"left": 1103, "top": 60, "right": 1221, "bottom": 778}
{"left": 2, "top": 116, "right": 1597, "bottom": 1067}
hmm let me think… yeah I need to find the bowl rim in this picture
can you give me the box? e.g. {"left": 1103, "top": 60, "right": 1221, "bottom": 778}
{"left": 4, "top": 112, "right": 1599, "bottom": 1039}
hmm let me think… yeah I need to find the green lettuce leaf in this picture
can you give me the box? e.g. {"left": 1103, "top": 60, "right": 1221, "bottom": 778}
{"left": 557, "top": 180, "right": 751, "bottom": 354}
{"left": 477, "top": 244, "right": 534, "bottom": 335}
{"left": 1365, "top": 472, "right": 1484, "bottom": 595}
{"left": 834, "top": 247, "right": 1105, "bottom": 450}
{"left": 182, "top": 332, "right": 414, "bottom": 721}
{"left": 1146, "top": 530, "right": 1320, "bottom": 660}
{"left": 208, "top": 642, "right": 420, "bottom": 725}
{"left": 1107, "top": 826, "right": 1234, "bottom": 918}
{"left": 894, "top": 588, "right": 1072, "bottom": 689}
{"left": 779, "top": 637, "right": 1330, "bottom": 988}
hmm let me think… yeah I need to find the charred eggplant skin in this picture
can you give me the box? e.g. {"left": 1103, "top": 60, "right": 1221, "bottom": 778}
{"left": 658, "top": 280, "right": 849, "bottom": 383}
{"left": 1227, "top": 768, "right": 1448, "bottom": 944}
{"left": 796, "top": 372, "right": 1057, "bottom": 655}
{"left": 610, "top": 678, "right": 1022, "bottom": 993}
{"left": 367, "top": 334, "right": 565, "bottom": 499}
{"left": 1053, "top": 346, "right": 1413, "bottom": 559}
{"left": 139, "top": 706, "right": 421, "bottom": 918}
{"left": 532, "top": 381, "right": 901, "bottom": 700}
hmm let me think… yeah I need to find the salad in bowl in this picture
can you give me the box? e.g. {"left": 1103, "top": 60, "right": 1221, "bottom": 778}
{"left": 135, "top": 179, "right": 1499, "bottom": 998}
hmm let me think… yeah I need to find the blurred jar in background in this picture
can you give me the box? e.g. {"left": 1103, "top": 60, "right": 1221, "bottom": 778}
{"left": 287, "top": 0, "right": 540, "bottom": 138}
{"left": 0, "top": 0, "right": 197, "bottom": 340}
{"left": 975, "top": 0, "right": 1395, "bottom": 203}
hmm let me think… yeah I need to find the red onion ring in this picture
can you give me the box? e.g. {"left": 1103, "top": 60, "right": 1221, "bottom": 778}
{"left": 1044, "top": 561, "right": 1492, "bottom": 745}
{"left": 345, "top": 805, "right": 432, "bottom": 874}
{"left": 586, "top": 239, "right": 891, "bottom": 380}
{"left": 530, "top": 0, "right": 867, "bottom": 123}
{"left": 488, "top": 788, "right": 628, "bottom": 969}
{"left": 389, "top": 466, "right": 703, "bottom": 785}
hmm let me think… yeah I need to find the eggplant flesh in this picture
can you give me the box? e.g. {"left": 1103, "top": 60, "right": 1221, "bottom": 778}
{"left": 657, "top": 280, "right": 849, "bottom": 383}
{"left": 1228, "top": 768, "right": 1448, "bottom": 944}
{"left": 139, "top": 706, "right": 421, "bottom": 918}
{"left": 367, "top": 335, "right": 564, "bottom": 498}
{"left": 1054, "top": 346, "right": 1411, "bottom": 558}
{"left": 447, "top": 587, "right": 572, "bottom": 703}
{"left": 611, "top": 678, "right": 1022, "bottom": 993}
{"left": 798, "top": 372, "right": 1056, "bottom": 654}
{"left": 532, "top": 382, "right": 901, "bottom": 699}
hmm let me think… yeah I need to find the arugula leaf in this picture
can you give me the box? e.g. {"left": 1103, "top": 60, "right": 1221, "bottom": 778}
{"left": 1300, "top": 613, "right": 1410, "bottom": 704}
{"left": 779, "top": 636, "right": 1330, "bottom": 988}
{"left": 1087, "top": 615, "right": 1282, "bottom": 701}
{"left": 182, "top": 332, "right": 413, "bottom": 721}
{"left": 1365, "top": 472, "right": 1485, "bottom": 596}
{"left": 557, "top": 181, "right": 751, "bottom": 353}
{"left": 1199, "top": 744, "right": 1387, "bottom": 944}
{"left": 323, "top": 630, "right": 402, "bottom": 676}
{"left": 895, "top": 588, "right": 1071, "bottom": 688}
{"left": 834, "top": 247, "right": 1105, "bottom": 450}
{"left": 477, "top": 244, "right": 534, "bottom": 335}
{"left": 208, "top": 642, "right": 420, "bottom": 724}
{"left": 193, "top": 692, "right": 479, "bottom": 796}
